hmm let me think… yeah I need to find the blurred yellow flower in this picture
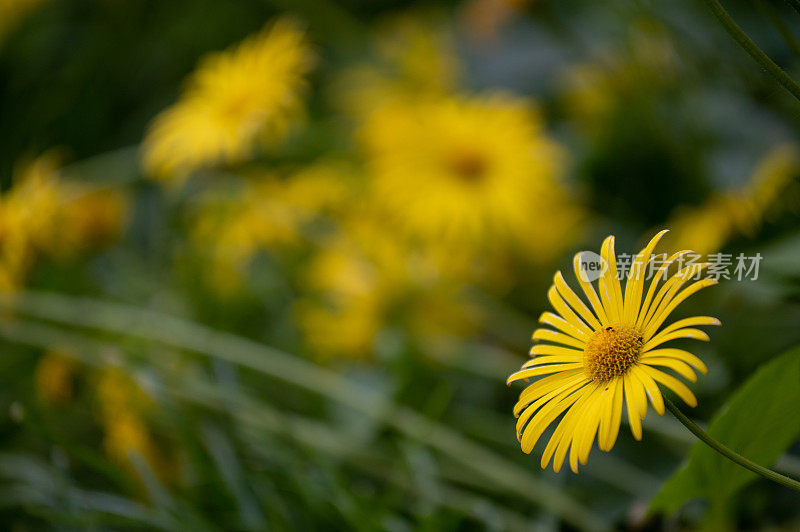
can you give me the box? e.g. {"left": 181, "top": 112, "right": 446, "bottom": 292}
{"left": 665, "top": 144, "right": 800, "bottom": 254}
{"left": 297, "top": 296, "right": 383, "bottom": 358}
{"left": 0, "top": 153, "right": 64, "bottom": 288}
{"left": 362, "top": 94, "right": 578, "bottom": 261}
{"left": 509, "top": 231, "right": 718, "bottom": 472}
{"left": 0, "top": 152, "right": 129, "bottom": 289}
{"left": 296, "top": 234, "right": 384, "bottom": 357}
{"left": 192, "top": 163, "right": 352, "bottom": 294}
{"left": 96, "top": 366, "right": 153, "bottom": 413}
{"left": 297, "top": 219, "right": 481, "bottom": 359}
{"left": 59, "top": 189, "right": 127, "bottom": 253}
{"left": 34, "top": 350, "right": 78, "bottom": 405}
{"left": 96, "top": 367, "right": 164, "bottom": 477}
{"left": 143, "top": 18, "right": 314, "bottom": 181}
{"left": 103, "top": 412, "right": 157, "bottom": 466}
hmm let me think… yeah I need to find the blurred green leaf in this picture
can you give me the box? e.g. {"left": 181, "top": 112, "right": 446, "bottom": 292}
{"left": 650, "top": 346, "right": 800, "bottom": 514}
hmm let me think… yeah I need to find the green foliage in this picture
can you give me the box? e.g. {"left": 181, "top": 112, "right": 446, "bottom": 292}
{"left": 650, "top": 347, "right": 800, "bottom": 514}
{"left": 3, "top": 0, "right": 800, "bottom": 529}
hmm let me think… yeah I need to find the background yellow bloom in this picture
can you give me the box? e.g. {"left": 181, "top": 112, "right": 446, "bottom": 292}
{"left": 363, "top": 94, "right": 579, "bottom": 263}
{"left": 0, "top": 152, "right": 126, "bottom": 289}
{"left": 143, "top": 18, "right": 314, "bottom": 181}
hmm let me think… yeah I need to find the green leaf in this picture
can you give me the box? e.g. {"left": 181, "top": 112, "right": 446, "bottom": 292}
{"left": 650, "top": 346, "right": 800, "bottom": 514}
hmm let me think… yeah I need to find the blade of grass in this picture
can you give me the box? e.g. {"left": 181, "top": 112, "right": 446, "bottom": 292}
{"left": 757, "top": 0, "right": 800, "bottom": 62}
{"left": 0, "top": 317, "right": 542, "bottom": 513}
{"left": 0, "top": 317, "right": 549, "bottom": 531}
{"left": 702, "top": 0, "right": 800, "bottom": 102}
{"left": 785, "top": 0, "right": 800, "bottom": 16}
{"left": 0, "top": 292, "right": 607, "bottom": 531}
{"left": 182, "top": 369, "right": 545, "bottom": 532}
{"left": 199, "top": 423, "right": 266, "bottom": 529}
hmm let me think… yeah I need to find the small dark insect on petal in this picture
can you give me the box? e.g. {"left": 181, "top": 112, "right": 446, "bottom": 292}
{"left": 605, "top": 326, "right": 613, "bottom": 331}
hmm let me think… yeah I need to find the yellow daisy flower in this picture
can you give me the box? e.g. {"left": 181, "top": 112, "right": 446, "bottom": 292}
{"left": 0, "top": 152, "right": 129, "bottom": 289}
{"left": 507, "top": 230, "right": 720, "bottom": 473}
{"left": 142, "top": 18, "right": 313, "bottom": 181}
{"left": 363, "top": 94, "right": 577, "bottom": 259}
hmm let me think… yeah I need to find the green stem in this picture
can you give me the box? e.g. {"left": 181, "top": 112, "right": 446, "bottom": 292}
{"left": 758, "top": 0, "right": 800, "bottom": 62}
{"left": 664, "top": 398, "right": 800, "bottom": 492}
{"left": 785, "top": 0, "right": 800, "bottom": 16}
{"left": 702, "top": 0, "right": 800, "bottom": 102}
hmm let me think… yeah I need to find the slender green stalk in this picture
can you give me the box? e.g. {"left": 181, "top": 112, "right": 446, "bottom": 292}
{"left": 664, "top": 398, "right": 800, "bottom": 492}
{"left": 702, "top": 0, "right": 800, "bottom": 102}
{"left": 758, "top": 0, "right": 800, "bottom": 62}
{"left": 785, "top": 0, "right": 800, "bottom": 16}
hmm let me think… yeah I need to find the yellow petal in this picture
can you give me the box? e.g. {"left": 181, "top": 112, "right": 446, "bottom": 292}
{"left": 640, "top": 358, "right": 698, "bottom": 382}
{"left": 642, "top": 366, "right": 698, "bottom": 407}
{"left": 529, "top": 344, "right": 584, "bottom": 357}
{"left": 516, "top": 378, "right": 586, "bottom": 437}
{"left": 548, "top": 286, "right": 592, "bottom": 338}
{"left": 573, "top": 252, "right": 609, "bottom": 325}
{"left": 623, "top": 230, "right": 668, "bottom": 325}
{"left": 643, "top": 279, "right": 718, "bottom": 339}
{"left": 539, "top": 312, "right": 586, "bottom": 342}
{"left": 576, "top": 385, "right": 604, "bottom": 463}
{"left": 641, "top": 348, "right": 708, "bottom": 374}
{"left": 640, "top": 262, "right": 708, "bottom": 335}
{"left": 507, "top": 363, "right": 583, "bottom": 385}
{"left": 599, "top": 236, "right": 624, "bottom": 323}
{"left": 542, "top": 387, "right": 592, "bottom": 470}
{"left": 541, "top": 414, "right": 571, "bottom": 469}
{"left": 631, "top": 366, "right": 665, "bottom": 415}
{"left": 623, "top": 373, "right": 643, "bottom": 440}
{"left": 636, "top": 250, "right": 691, "bottom": 329}
{"left": 532, "top": 328, "right": 586, "bottom": 349}
{"left": 626, "top": 369, "right": 649, "bottom": 418}
{"left": 554, "top": 271, "right": 602, "bottom": 330}
{"left": 519, "top": 389, "right": 585, "bottom": 453}
{"left": 513, "top": 370, "right": 585, "bottom": 415}
{"left": 597, "top": 383, "right": 617, "bottom": 451}
{"left": 601, "top": 379, "right": 624, "bottom": 451}
{"left": 554, "top": 387, "right": 597, "bottom": 472}
{"left": 651, "top": 316, "right": 721, "bottom": 338}
{"left": 522, "top": 354, "right": 583, "bottom": 369}
{"left": 642, "top": 328, "right": 710, "bottom": 351}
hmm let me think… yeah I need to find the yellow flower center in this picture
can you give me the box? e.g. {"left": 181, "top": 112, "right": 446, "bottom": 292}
{"left": 446, "top": 149, "right": 488, "bottom": 182}
{"left": 584, "top": 325, "right": 643, "bottom": 383}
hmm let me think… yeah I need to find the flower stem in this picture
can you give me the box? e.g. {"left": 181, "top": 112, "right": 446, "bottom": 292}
{"left": 758, "top": 0, "right": 800, "bottom": 63}
{"left": 701, "top": 0, "right": 800, "bottom": 102}
{"left": 664, "top": 398, "right": 800, "bottom": 492}
{"left": 785, "top": 0, "right": 800, "bottom": 16}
